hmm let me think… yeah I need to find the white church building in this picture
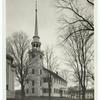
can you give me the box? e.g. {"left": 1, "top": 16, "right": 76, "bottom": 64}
{"left": 6, "top": 54, "right": 15, "bottom": 98}
{"left": 25, "top": 0, "right": 67, "bottom": 97}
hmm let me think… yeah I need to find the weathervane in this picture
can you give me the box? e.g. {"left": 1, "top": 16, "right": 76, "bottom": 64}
{"left": 35, "top": 0, "right": 37, "bottom": 11}
{"left": 34, "top": 0, "right": 38, "bottom": 36}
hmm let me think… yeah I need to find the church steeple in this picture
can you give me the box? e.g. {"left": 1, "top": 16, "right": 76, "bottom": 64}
{"left": 34, "top": 0, "right": 38, "bottom": 36}
{"left": 31, "top": 0, "right": 41, "bottom": 51}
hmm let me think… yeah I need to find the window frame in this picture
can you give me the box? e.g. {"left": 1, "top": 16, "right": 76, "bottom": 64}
{"left": 32, "top": 80, "right": 35, "bottom": 86}
{"left": 26, "top": 89, "right": 29, "bottom": 94}
{"left": 32, "top": 69, "right": 35, "bottom": 74}
{"left": 32, "top": 88, "right": 34, "bottom": 93}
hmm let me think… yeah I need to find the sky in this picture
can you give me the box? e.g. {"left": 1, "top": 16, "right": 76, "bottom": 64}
{"left": 6, "top": 0, "right": 57, "bottom": 46}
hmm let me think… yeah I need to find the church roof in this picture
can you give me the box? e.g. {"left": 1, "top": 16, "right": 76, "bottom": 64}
{"left": 43, "top": 67, "right": 67, "bottom": 83}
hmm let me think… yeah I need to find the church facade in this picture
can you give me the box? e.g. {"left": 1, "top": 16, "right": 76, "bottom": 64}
{"left": 25, "top": 0, "right": 67, "bottom": 97}
{"left": 6, "top": 54, "right": 15, "bottom": 98}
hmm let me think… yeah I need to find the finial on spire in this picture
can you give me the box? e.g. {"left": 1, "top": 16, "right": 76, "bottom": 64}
{"left": 34, "top": 0, "right": 38, "bottom": 37}
{"left": 31, "top": 0, "right": 41, "bottom": 50}
{"left": 35, "top": 0, "right": 37, "bottom": 11}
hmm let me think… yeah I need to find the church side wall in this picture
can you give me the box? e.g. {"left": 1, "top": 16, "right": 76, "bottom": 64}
{"left": 41, "top": 70, "right": 67, "bottom": 97}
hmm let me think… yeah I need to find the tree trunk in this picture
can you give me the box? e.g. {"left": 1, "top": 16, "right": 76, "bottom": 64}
{"left": 48, "top": 84, "right": 51, "bottom": 100}
{"left": 21, "top": 82, "right": 25, "bottom": 98}
{"left": 48, "top": 74, "right": 52, "bottom": 100}
{"left": 82, "top": 88, "right": 86, "bottom": 100}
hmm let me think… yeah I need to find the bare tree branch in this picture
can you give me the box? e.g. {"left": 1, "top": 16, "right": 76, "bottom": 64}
{"left": 87, "top": 0, "right": 94, "bottom": 5}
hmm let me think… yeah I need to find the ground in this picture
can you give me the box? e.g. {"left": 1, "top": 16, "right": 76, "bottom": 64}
{"left": 7, "top": 97, "right": 94, "bottom": 100}
{"left": 7, "top": 97, "right": 67, "bottom": 100}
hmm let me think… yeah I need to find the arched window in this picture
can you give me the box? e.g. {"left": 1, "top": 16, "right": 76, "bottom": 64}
{"left": 33, "top": 44, "right": 35, "bottom": 47}
{"left": 36, "top": 44, "right": 38, "bottom": 47}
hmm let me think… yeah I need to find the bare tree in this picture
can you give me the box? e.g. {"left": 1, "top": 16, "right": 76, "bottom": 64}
{"left": 56, "top": 0, "right": 94, "bottom": 99}
{"left": 44, "top": 46, "right": 59, "bottom": 100}
{"left": 60, "top": 25, "right": 94, "bottom": 100}
{"left": 44, "top": 46, "right": 59, "bottom": 71}
{"left": 6, "top": 31, "right": 30, "bottom": 97}
{"left": 56, "top": 0, "right": 94, "bottom": 43}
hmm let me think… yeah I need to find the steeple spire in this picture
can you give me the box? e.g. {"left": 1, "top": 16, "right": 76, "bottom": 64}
{"left": 31, "top": 0, "right": 41, "bottom": 51}
{"left": 34, "top": 0, "right": 38, "bottom": 36}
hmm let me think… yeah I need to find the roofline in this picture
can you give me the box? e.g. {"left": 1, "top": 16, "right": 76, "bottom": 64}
{"left": 43, "top": 67, "right": 67, "bottom": 83}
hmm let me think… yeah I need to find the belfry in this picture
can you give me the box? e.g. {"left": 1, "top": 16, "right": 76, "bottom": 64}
{"left": 31, "top": 0, "right": 41, "bottom": 51}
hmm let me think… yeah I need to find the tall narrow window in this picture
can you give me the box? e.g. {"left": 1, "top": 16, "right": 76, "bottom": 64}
{"left": 32, "top": 69, "right": 34, "bottom": 74}
{"left": 40, "top": 69, "right": 42, "bottom": 74}
{"left": 27, "top": 80, "right": 29, "bottom": 84}
{"left": 43, "top": 77, "right": 48, "bottom": 82}
{"left": 32, "top": 88, "right": 34, "bottom": 93}
{"left": 54, "top": 88, "right": 56, "bottom": 93}
{"left": 32, "top": 80, "right": 35, "bottom": 86}
{"left": 40, "top": 80, "right": 42, "bottom": 86}
{"left": 26, "top": 89, "right": 29, "bottom": 94}
{"left": 6, "top": 85, "right": 8, "bottom": 90}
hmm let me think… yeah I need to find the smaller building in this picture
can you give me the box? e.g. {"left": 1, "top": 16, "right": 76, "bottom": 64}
{"left": 85, "top": 89, "right": 94, "bottom": 100}
{"left": 67, "top": 86, "right": 94, "bottom": 100}
{"left": 6, "top": 54, "right": 15, "bottom": 98}
{"left": 41, "top": 68, "right": 67, "bottom": 97}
